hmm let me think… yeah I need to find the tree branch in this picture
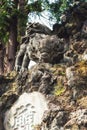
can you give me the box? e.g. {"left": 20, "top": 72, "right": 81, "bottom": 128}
{"left": 25, "top": 1, "right": 43, "bottom": 14}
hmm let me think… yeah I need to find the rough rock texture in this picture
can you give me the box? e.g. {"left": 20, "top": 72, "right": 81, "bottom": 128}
{"left": 0, "top": 1, "right": 87, "bottom": 130}
{"left": 28, "top": 34, "right": 65, "bottom": 64}
{"left": 65, "top": 109, "right": 87, "bottom": 129}
{"left": 15, "top": 28, "right": 66, "bottom": 72}
{"left": 26, "top": 22, "right": 52, "bottom": 35}
{"left": 15, "top": 23, "right": 52, "bottom": 72}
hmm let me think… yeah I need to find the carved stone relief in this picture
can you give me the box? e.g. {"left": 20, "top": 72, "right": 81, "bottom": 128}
{"left": 4, "top": 92, "right": 48, "bottom": 130}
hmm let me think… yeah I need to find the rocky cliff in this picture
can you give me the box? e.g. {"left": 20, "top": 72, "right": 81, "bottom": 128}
{"left": 0, "top": 1, "right": 87, "bottom": 130}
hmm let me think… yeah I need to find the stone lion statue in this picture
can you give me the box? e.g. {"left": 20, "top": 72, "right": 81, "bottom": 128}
{"left": 15, "top": 23, "right": 65, "bottom": 72}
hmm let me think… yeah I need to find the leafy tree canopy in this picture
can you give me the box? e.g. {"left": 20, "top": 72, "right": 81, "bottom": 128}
{"left": 0, "top": 0, "right": 42, "bottom": 42}
{"left": 0, "top": 0, "right": 87, "bottom": 43}
{"left": 40, "top": 0, "right": 87, "bottom": 22}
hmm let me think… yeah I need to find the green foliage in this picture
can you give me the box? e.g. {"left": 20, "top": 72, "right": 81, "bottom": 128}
{"left": 42, "top": 0, "right": 87, "bottom": 22}
{"left": 0, "top": 0, "right": 43, "bottom": 43}
{"left": 51, "top": 65, "right": 66, "bottom": 96}
{"left": 0, "top": 0, "right": 15, "bottom": 42}
{"left": 53, "top": 79, "right": 65, "bottom": 96}
{"left": 0, "top": 0, "right": 87, "bottom": 43}
{"left": 54, "top": 86, "right": 65, "bottom": 96}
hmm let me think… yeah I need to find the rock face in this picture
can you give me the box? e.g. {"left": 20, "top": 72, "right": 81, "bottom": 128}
{"left": 28, "top": 34, "right": 65, "bottom": 64}
{"left": 15, "top": 23, "right": 52, "bottom": 72}
{"left": 65, "top": 109, "right": 87, "bottom": 129}
{"left": 0, "top": 1, "right": 87, "bottom": 130}
{"left": 15, "top": 27, "right": 65, "bottom": 72}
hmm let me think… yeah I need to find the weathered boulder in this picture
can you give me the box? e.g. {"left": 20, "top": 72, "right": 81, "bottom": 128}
{"left": 54, "top": 2, "right": 87, "bottom": 38}
{"left": 1, "top": 61, "right": 87, "bottom": 130}
{"left": 65, "top": 109, "right": 87, "bottom": 130}
{"left": 63, "top": 34, "right": 87, "bottom": 66}
{"left": 66, "top": 61, "right": 87, "bottom": 88}
{"left": 16, "top": 63, "right": 56, "bottom": 94}
{"left": 42, "top": 109, "right": 68, "bottom": 130}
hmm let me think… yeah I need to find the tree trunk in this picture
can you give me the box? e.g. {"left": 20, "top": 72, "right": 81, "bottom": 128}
{"left": 0, "top": 43, "right": 4, "bottom": 75}
{"left": 18, "top": 0, "right": 28, "bottom": 36}
{"left": 7, "top": 0, "right": 18, "bottom": 72}
{"left": 18, "top": 0, "right": 42, "bottom": 36}
{"left": 8, "top": 16, "right": 18, "bottom": 71}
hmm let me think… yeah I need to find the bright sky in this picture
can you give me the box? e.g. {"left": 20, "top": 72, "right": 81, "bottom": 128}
{"left": 28, "top": 11, "right": 56, "bottom": 29}
{"left": 28, "top": 0, "right": 57, "bottom": 29}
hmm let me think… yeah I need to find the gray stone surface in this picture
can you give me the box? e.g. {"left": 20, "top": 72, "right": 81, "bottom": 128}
{"left": 28, "top": 34, "right": 65, "bottom": 64}
{"left": 4, "top": 92, "right": 48, "bottom": 130}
